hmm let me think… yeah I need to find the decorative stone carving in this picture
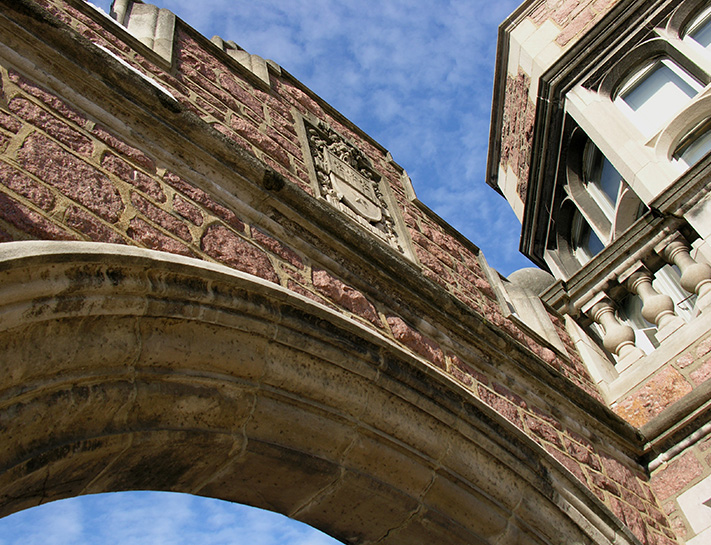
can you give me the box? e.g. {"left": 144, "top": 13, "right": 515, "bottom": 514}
{"left": 111, "top": 0, "right": 175, "bottom": 63}
{"left": 306, "top": 121, "right": 407, "bottom": 255}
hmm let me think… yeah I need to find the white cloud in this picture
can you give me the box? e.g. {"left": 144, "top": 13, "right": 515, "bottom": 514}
{"left": 0, "top": 493, "right": 340, "bottom": 545}
{"left": 87, "top": 0, "right": 532, "bottom": 275}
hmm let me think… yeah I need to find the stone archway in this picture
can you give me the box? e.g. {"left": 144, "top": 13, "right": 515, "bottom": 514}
{"left": 0, "top": 241, "right": 632, "bottom": 545}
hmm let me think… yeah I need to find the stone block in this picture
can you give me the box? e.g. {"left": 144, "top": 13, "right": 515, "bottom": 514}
{"left": 172, "top": 194, "right": 204, "bottom": 226}
{"left": 164, "top": 171, "right": 244, "bottom": 231}
{"left": 92, "top": 125, "right": 156, "bottom": 172}
{"left": 198, "top": 439, "right": 341, "bottom": 517}
{"left": 102, "top": 153, "right": 165, "bottom": 202}
{"left": 8, "top": 68, "right": 88, "bottom": 127}
{"left": 613, "top": 367, "right": 693, "bottom": 427}
{"left": 17, "top": 134, "right": 123, "bottom": 223}
{"left": 0, "top": 161, "right": 55, "bottom": 211}
{"left": 9, "top": 98, "right": 92, "bottom": 155}
{"left": 690, "top": 358, "right": 711, "bottom": 385}
{"left": 650, "top": 451, "right": 703, "bottom": 501}
{"left": 0, "top": 192, "right": 72, "bottom": 240}
{"left": 131, "top": 192, "right": 191, "bottom": 241}
{"left": 313, "top": 269, "right": 379, "bottom": 326}
{"left": 65, "top": 205, "right": 125, "bottom": 243}
{"left": 201, "top": 224, "right": 277, "bottom": 282}
{"left": 128, "top": 217, "right": 195, "bottom": 257}
{"left": 386, "top": 316, "right": 445, "bottom": 369}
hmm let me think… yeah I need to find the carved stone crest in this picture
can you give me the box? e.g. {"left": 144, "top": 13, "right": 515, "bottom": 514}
{"left": 306, "top": 121, "right": 405, "bottom": 254}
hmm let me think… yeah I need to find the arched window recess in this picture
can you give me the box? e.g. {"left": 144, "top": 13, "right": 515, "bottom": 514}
{"left": 669, "top": 0, "right": 711, "bottom": 43}
{"left": 570, "top": 208, "right": 605, "bottom": 266}
{"left": 548, "top": 198, "right": 604, "bottom": 274}
{"left": 564, "top": 129, "right": 616, "bottom": 235}
{"left": 559, "top": 127, "right": 646, "bottom": 266}
{"left": 685, "top": 6, "right": 711, "bottom": 49}
{"left": 599, "top": 39, "right": 709, "bottom": 139}
{"left": 673, "top": 115, "right": 711, "bottom": 166}
{"left": 652, "top": 93, "right": 711, "bottom": 166}
{"left": 600, "top": 39, "right": 709, "bottom": 98}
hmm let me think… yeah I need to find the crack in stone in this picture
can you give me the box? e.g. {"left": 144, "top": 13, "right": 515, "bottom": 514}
{"left": 81, "top": 433, "right": 135, "bottom": 494}
{"left": 372, "top": 493, "right": 426, "bottom": 545}
{"left": 192, "top": 316, "right": 287, "bottom": 498}
{"left": 111, "top": 316, "right": 140, "bottom": 426}
{"left": 190, "top": 390, "right": 257, "bottom": 495}
{"left": 494, "top": 497, "right": 521, "bottom": 545}
{"left": 370, "top": 392, "right": 454, "bottom": 544}
{"left": 287, "top": 393, "right": 367, "bottom": 519}
{"left": 288, "top": 465, "right": 346, "bottom": 520}
{"left": 37, "top": 467, "right": 50, "bottom": 507}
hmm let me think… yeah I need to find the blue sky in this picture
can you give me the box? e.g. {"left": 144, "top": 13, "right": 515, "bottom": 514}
{"left": 1, "top": 0, "right": 529, "bottom": 542}
{"left": 108, "top": 0, "right": 531, "bottom": 277}
{"left": 0, "top": 491, "right": 339, "bottom": 545}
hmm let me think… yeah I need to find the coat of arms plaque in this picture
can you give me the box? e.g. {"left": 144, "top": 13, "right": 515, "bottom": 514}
{"left": 305, "top": 121, "right": 407, "bottom": 255}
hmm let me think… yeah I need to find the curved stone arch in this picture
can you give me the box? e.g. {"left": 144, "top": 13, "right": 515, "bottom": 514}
{"left": 0, "top": 241, "right": 635, "bottom": 545}
{"left": 654, "top": 93, "right": 711, "bottom": 161}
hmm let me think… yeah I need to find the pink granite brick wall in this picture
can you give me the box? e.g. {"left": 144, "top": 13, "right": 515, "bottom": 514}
{"left": 651, "top": 439, "right": 711, "bottom": 543}
{"left": 498, "top": 0, "right": 623, "bottom": 179}
{"left": 529, "top": 0, "right": 621, "bottom": 47}
{"left": 614, "top": 332, "right": 711, "bottom": 428}
{"left": 22, "top": 0, "right": 600, "bottom": 400}
{"left": 0, "top": 3, "right": 677, "bottom": 543}
{"left": 499, "top": 70, "right": 536, "bottom": 202}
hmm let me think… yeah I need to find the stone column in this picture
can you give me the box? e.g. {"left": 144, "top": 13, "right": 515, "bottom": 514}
{"left": 584, "top": 294, "right": 644, "bottom": 371}
{"left": 659, "top": 236, "right": 711, "bottom": 312}
{"left": 620, "top": 266, "right": 684, "bottom": 342}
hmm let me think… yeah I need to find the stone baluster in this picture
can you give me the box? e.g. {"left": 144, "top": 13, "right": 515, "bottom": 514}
{"left": 585, "top": 295, "right": 644, "bottom": 369}
{"left": 621, "top": 266, "right": 684, "bottom": 341}
{"left": 660, "top": 236, "right": 711, "bottom": 312}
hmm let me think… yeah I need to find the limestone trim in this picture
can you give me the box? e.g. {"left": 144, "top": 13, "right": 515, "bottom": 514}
{"left": 110, "top": 0, "right": 176, "bottom": 63}
{"left": 486, "top": 263, "right": 570, "bottom": 356}
{"left": 0, "top": 241, "right": 638, "bottom": 545}
{"left": 210, "top": 35, "right": 278, "bottom": 87}
{"left": 541, "top": 214, "right": 685, "bottom": 314}
{"left": 642, "top": 378, "right": 711, "bottom": 459}
{"left": 669, "top": 0, "right": 711, "bottom": 37}
{"left": 495, "top": 0, "right": 707, "bottom": 270}
{"left": 584, "top": 294, "right": 642, "bottom": 364}
{"left": 0, "top": 0, "right": 628, "bottom": 443}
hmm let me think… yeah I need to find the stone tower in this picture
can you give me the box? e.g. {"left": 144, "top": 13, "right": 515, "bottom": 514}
{"left": 489, "top": 0, "right": 711, "bottom": 543}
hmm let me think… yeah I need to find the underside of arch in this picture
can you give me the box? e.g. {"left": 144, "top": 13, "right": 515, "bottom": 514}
{"left": 0, "top": 241, "right": 636, "bottom": 545}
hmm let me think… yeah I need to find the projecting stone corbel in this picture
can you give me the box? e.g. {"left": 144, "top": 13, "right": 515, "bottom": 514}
{"left": 110, "top": 0, "right": 176, "bottom": 63}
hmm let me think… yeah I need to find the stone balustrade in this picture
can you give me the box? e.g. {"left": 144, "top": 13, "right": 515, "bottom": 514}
{"left": 583, "top": 231, "right": 711, "bottom": 366}
{"left": 585, "top": 295, "right": 643, "bottom": 369}
{"left": 659, "top": 235, "right": 711, "bottom": 312}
